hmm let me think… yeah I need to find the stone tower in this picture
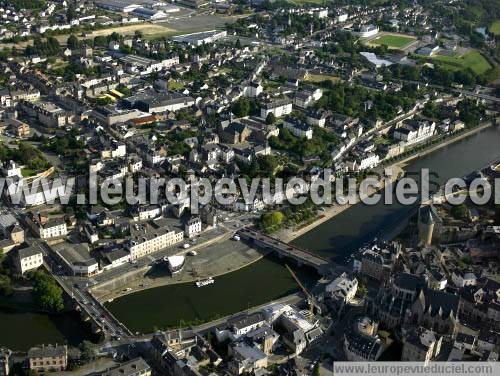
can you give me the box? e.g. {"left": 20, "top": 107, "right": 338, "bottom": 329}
{"left": 418, "top": 205, "right": 435, "bottom": 247}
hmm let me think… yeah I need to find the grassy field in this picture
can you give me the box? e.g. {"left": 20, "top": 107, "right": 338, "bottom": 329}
{"left": 1, "top": 13, "right": 241, "bottom": 48}
{"left": 291, "top": 0, "right": 326, "bottom": 4}
{"left": 306, "top": 74, "right": 341, "bottom": 84}
{"left": 168, "top": 80, "right": 185, "bottom": 90}
{"left": 0, "top": 23, "right": 177, "bottom": 48}
{"left": 368, "top": 34, "right": 416, "bottom": 49}
{"left": 489, "top": 20, "right": 500, "bottom": 35}
{"left": 432, "top": 50, "right": 492, "bottom": 75}
{"left": 89, "top": 24, "right": 175, "bottom": 38}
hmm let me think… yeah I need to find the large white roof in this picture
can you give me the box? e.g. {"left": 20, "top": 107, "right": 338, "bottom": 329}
{"left": 167, "top": 255, "right": 185, "bottom": 268}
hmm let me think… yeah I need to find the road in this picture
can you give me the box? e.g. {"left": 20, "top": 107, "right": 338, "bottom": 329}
{"left": 25, "top": 237, "right": 130, "bottom": 340}
{"left": 402, "top": 80, "right": 500, "bottom": 103}
{"left": 90, "top": 225, "right": 227, "bottom": 286}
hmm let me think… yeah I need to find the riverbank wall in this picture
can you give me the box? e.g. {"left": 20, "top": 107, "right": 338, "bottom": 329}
{"left": 391, "top": 121, "right": 494, "bottom": 168}
{"left": 275, "top": 165, "right": 405, "bottom": 243}
{"left": 91, "top": 239, "right": 269, "bottom": 302}
{"left": 276, "top": 121, "right": 495, "bottom": 243}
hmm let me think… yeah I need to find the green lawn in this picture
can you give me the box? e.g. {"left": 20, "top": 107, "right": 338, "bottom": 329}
{"left": 306, "top": 73, "right": 341, "bottom": 84}
{"left": 369, "top": 34, "right": 416, "bottom": 49}
{"left": 291, "top": 0, "right": 326, "bottom": 4}
{"left": 489, "top": 20, "right": 500, "bottom": 36}
{"left": 432, "top": 50, "right": 492, "bottom": 75}
{"left": 21, "top": 168, "right": 36, "bottom": 177}
{"left": 168, "top": 80, "right": 185, "bottom": 90}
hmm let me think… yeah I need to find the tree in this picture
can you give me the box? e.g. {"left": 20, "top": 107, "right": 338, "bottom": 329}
{"left": 313, "top": 362, "right": 320, "bottom": 376}
{"left": 0, "top": 275, "right": 13, "bottom": 296}
{"left": 96, "top": 97, "right": 113, "bottom": 106}
{"left": 67, "top": 34, "right": 79, "bottom": 50}
{"left": 260, "top": 211, "right": 284, "bottom": 232}
{"left": 79, "top": 340, "right": 96, "bottom": 362}
{"left": 266, "top": 112, "right": 276, "bottom": 125}
{"left": 235, "top": 38, "right": 242, "bottom": 49}
{"left": 451, "top": 203, "right": 468, "bottom": 221}
{"left": 31, "top": 271, "right": 64, "bottom": 312}
{"left": 66, "top": 4, "right": 77, "bottom": 22}
{"left": 232, "top": 98, "right": 251, "bottom": 118}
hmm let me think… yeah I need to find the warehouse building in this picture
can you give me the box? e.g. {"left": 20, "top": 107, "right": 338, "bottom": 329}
{"left": 94, "top": 0, "right": 141, "bottom": 13}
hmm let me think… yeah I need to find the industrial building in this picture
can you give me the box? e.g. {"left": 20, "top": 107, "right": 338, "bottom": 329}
{"left": 172, "top": 30, "right": 228, "bottom": 46}
{"left": 124, "top": 89, "right": 195, "bottom": 113}
{"left": 93, "top": 0, "right": 141, "bottom": 13}
{"left": 176, "top": 0, "right": 208, "bottom": 9}
{"left": 131, "top": 7, "right": 167, "bottom": 20}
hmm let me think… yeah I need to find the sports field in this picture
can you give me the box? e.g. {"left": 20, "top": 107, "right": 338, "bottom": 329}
{"left": 432, "top": 50, "right": 492, "bottom": 75}
{"left": 368, "top": 34, "right": 416, "bottom": 49}
{"left": 489, "top": 20, "right": 500, "bottom": 36}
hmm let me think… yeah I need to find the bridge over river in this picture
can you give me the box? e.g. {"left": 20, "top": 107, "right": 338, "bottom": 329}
{"left": 237, "top": 228, "right": 332, "bottom": 274}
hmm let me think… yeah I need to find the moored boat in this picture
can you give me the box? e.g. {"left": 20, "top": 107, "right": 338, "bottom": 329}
{"left": 196, "top": 277, "right": 214, "bottom": 287}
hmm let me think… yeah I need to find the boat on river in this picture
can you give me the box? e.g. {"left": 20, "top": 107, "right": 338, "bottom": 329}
{"left": 196, "top": 277, "right": 214, "bottom": 287}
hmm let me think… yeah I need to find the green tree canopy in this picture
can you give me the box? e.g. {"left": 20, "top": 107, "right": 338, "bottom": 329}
{"left": 232, "top": 98, "right": 251, "bottom": 118}
{"left": 31, "top": 271, "right": 64, "bottom": 312}
{"left": 260, "top": 211, "right": 284, "bottom": 232}
{"left": 67, "top": 34, "right": 79, "bottom": 50}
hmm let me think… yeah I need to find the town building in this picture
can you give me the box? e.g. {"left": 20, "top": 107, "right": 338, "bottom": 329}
{"left": 228, "top": 342, "right": 268, "bottom": 375}
{"left": 184, "top": 216, "right": 202, "bottom": 238}
{"left": 244, "top": 82, "right": 263, "bottom": 98}
{"left": 25, "top": 212, "right": 67, "bottom": 240}
{"left": 53, "top": 243, "right": 99, "bottom": 277}
{"left": 131, "top": 7, "right": 167, "bottom": 21}
{"left": 124, "top": 90, "right": 194, "bottom": 113}
{"left": 355, "top": 24, "right": 379, "bottom": 38}
{"left": 293, "top": 88, "right": 322, "bottom": 108}
{"left": 0, "top": 349, "right": 10, "bottom": 376}
{"left": 394, "top": 119, "right": 436, "bottom": 146}
{"left": 176, "top": 0, "right": 209, "bottom": 9}
{"left": 99, "top": 357, "right": 151, "bottom": 376}
{"left": 119, "top": 55, "right": 179, "bottom": 76}
{"left": 128, "top": 220, "right": 184, "bottom": 260}
{"left": 325, "top": 272, "right": 358, "bottom": 303}
{"left": 27, "top": 344, "right": 67, "bottom": 372}
{"left": 344, "top": 317, "right": 385, "bottom": 361}
{"left": 15, "top": 247, "right": 43, "bottom": 275}
{"left": 260, "top": 98, "right": 293, "bottom": 119}
{"left": 20, "top": 100, "right": 69, "bottom": 128}
{"left": 279, "top": 307, "right": 323, "bottom": 355}
{"left": 451, "top": 271, "right": 477, "bottom": 288}
{"left": 93, "top": 0, "right": 141, "bottom": 13}
{"left": 402, "top": 327, "right": 442, "bottom": 363}
{"left": 356, "top": 242, "right": 402, "bottom": 282}
{"left": 367, "top": 272, "right": 460, "bottom": 335}
{"left": 306, "top": 109, "right": 328, "bottom": 127}
{"left": 0, "top": 118, "right": 30, "bottom": 138}
{"left": 172, "top": 30, "right": 225, "bottom": 46}
{"left": 283, "top": 117, "right": 313, "bottom": 139}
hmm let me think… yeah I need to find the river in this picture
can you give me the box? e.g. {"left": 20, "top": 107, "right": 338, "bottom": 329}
{"left": 0, "top": 301, "right": 98, "bottom": 351}
{"left": 105, "top": 256, "right": 318, "bottom": 334}
{"left": 1, "top": 126, "right": 499, "bottom": 349}
{"left": 292, "top": 126, "right": 500, "bottom": 262}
